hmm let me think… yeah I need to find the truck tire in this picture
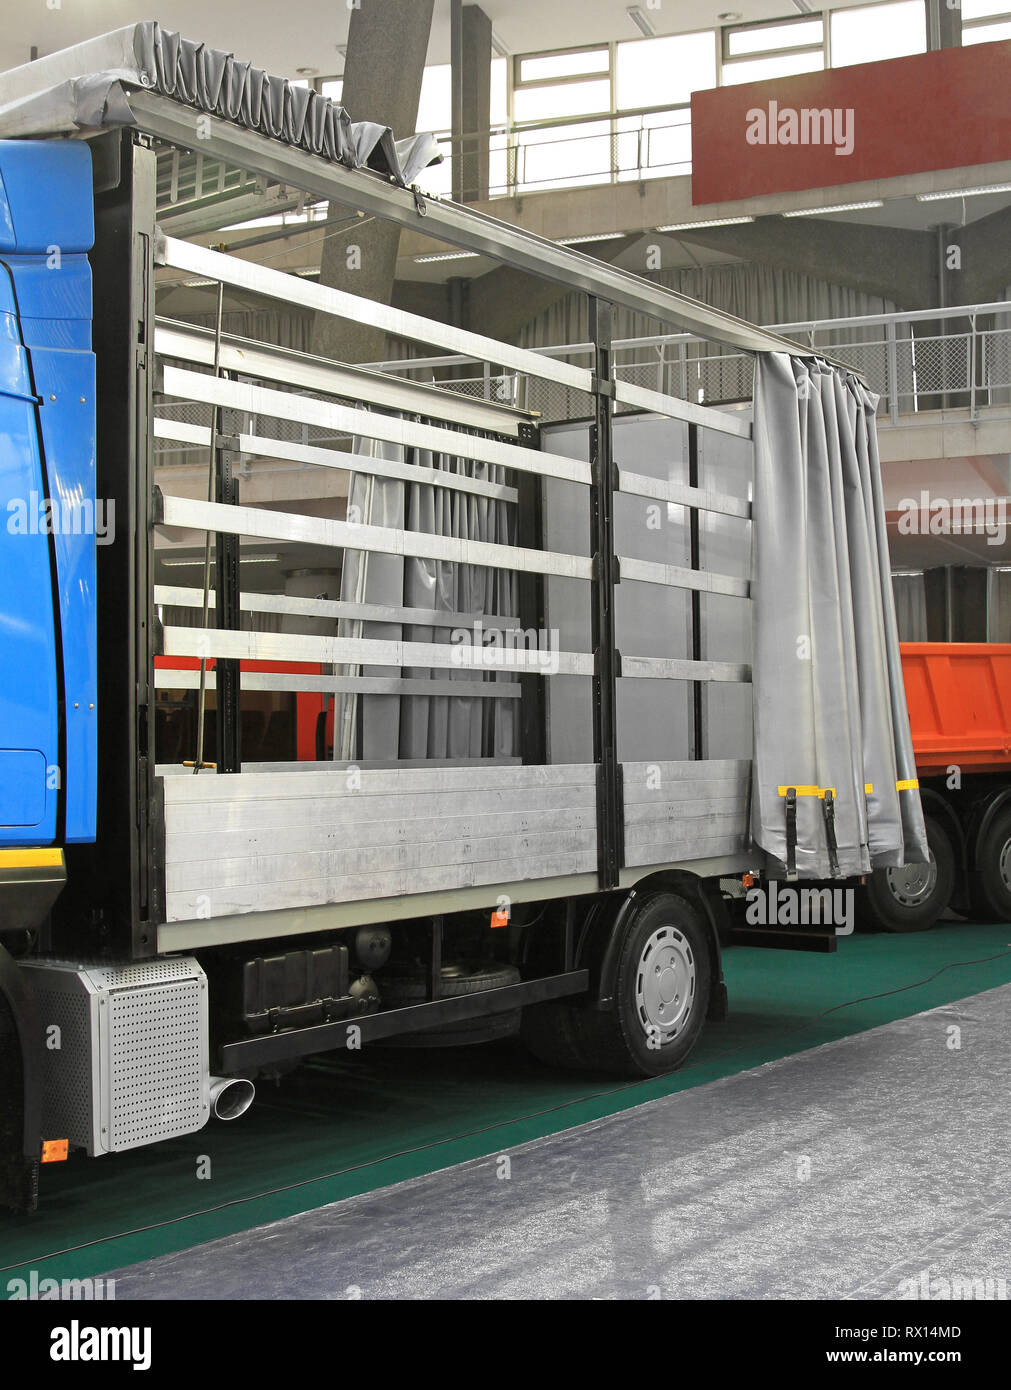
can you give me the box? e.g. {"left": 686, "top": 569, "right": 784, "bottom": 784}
{"left": 858, "top": 815, "right": 954, "bottom": 933}
{"left": 520, "top": 999, "right": 588, "bottom": 1071}
{"left": 970, "top": 809, "right": 1011, "bottom": 923}
{"left": 0, "top": 993, "right": 36, "bottom": 1212}
{"left": 570, "top": 891, "right": 711, "bottom": 1078}
{"left": 378, "top": 961, "right": 522, "bottom": 1046}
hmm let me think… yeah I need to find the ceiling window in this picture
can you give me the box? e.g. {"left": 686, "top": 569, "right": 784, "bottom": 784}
{"left": 830, "top": 1, "right": 927, "bottom": 68}
{"left": 518, "top": 48, "right": 609, "bottom": 82}
{"left": 616, "top": 32, "right": 717, "bottom": 108}
{"left": 513, "top": 45, "right": 613, "bottom": 126}
{"left": 963, "top": 19, "right": 1011, "bottom": 41}
{"left": 721, "top": 15, "right": 824, "bottom": 84}
{"left": 961, "top": 0, "right": 1011, "bottom": 43}
{"left": 725, "top": 18, "right": 824, "bottom": 57}
{"left": 722, "top": 50, "right": 825, "bottom": 85}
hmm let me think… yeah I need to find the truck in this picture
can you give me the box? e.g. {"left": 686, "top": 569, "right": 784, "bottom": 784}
{"left": 0, "top": 23, "right": 927, "bottom": 1211}
{"left": 858, "top": 642, "right": 1011, "bottom": 932}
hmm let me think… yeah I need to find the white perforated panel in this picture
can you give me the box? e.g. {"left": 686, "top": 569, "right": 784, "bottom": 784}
{"left": 108, "top": 981, "right": 205, "bottom": 1149}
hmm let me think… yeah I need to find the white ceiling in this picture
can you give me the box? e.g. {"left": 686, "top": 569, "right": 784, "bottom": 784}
{"left": 0, "top": 0, "right": 883, "bottom": 81}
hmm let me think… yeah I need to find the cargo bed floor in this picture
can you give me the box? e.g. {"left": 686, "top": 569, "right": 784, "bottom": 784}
{"left": 3, "top": 922, "right": 1010, "bottom": 1292}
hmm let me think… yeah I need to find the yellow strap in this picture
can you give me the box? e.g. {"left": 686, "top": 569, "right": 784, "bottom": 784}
{"left": 0, "top": 848, "right": 64, "bottom": 869}
{"left": 779, "top": 781, "right": 912, "bottom": 798}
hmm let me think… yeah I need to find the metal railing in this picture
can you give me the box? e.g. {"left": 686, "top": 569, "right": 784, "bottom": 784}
{"left": 373, "top": 302, "right": 1011, "bottom": 427}
{"left": 415, "top": 103, "right": 694, "bottom": 200}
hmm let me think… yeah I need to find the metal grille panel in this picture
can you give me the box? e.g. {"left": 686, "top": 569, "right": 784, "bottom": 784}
{"left": 19, "top": 958, "right": 209, "bottom": 1155}
{"left": 29, "top": 988, "right": 94, "bottom": 1149}
{"left": 109, "top": 981, "right": 205, "bottom": 1149}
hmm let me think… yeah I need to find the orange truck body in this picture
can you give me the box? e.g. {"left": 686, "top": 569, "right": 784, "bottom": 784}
{"left": 900, "top": 643, "right": 1011, "bottom": 777}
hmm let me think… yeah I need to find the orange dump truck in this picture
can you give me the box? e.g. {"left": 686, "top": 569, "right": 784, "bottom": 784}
{"left": 860, "top": 643, "right": 1011, "bottom": 930}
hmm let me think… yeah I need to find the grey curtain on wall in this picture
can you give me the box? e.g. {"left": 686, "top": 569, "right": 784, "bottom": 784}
{"left": 892, "top": 573, "right": 928, "bottom": 642}
{"left": 515, "top": 263, "right": 898, "bottom": 355}
{"left": 337, "top": 429, "right": 519, "bottom": 762}
{"left": 750, "top": 353, "right": 927, "bottom": 880}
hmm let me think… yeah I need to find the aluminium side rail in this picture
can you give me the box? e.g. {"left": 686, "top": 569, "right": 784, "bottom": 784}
{"left": 151, "top": 223, "right": 758, "bottom": 951}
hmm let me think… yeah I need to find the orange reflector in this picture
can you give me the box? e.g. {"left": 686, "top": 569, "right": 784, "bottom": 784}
{"left": 490, "top": 907, "right": 509, "bottom": 928}
{"left": 41, "top": 1139, "right": 68, "bottom": 1163}
{"left": 741, "top": 872, "right": 755, "bottom": 888}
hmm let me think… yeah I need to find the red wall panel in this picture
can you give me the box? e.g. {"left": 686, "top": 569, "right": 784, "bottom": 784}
{"left": 691, "top": 40, "right": 1011, "bottom": 205}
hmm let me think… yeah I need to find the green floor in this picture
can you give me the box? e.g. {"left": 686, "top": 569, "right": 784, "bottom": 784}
{"left": 2, "top": 921, "right": 1010, "bottom": 1291}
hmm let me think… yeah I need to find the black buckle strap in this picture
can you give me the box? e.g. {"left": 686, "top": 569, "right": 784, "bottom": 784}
{"left": 785, "top": 787, "right": 798, "bottom": 881}
{"left": 822, "top": 789, "right": 840, "bottom": 878}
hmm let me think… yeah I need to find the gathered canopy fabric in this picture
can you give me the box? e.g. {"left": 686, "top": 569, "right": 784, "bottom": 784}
{"left": 0, "top": 22, "right": 440, "bottom": 187}
{"left": 750, "top": 353, "right": 928, "bottom": 880}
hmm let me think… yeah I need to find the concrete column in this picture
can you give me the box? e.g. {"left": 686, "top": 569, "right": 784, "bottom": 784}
{"left": 312, "top": 0, "right": 435, "bottom": 365}
{"left": 452, "top": 3, "right": 493, "bottom": 203}
{"left": 925, "top": 0, "right": 961, "bottom": 49}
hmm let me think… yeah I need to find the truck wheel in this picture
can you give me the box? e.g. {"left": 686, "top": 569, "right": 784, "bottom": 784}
{"left": 571, "top": 891, "right": 711, "bottom": 1078}
{"left": 0, "top": 994, "right": 35, "bottom": 1212}
{"left": 858, "top": 816, "right": 954, "bottom": 933}
{"left": 520, "top": 999, "right": 588, "bottom": 1071}
{"left": 970, "top": 810, "right": 1011, "bottom": 923}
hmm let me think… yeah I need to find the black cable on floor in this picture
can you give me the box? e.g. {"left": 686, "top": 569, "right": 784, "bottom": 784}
{"left": 4, "top": 942, "right": 1010, "bottom": 1274}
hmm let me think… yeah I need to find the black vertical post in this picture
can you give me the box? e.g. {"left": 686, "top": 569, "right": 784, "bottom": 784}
{"left": 429, "top": 915, "right": 444, "bottom": 1001}
{"left": 589, "top": 298, "right": 622, "bottom": 888}
{"left": 515, "top": 421, "right": 547, "bottom": 765}
{"left": 54, "top": 130, "right": 161, "bottom": 958}
{"left": 688, "top": 423, "right": 705, "bottom": 760}
{"left": 215, "top": 440, "right": 241, "bottom": 774}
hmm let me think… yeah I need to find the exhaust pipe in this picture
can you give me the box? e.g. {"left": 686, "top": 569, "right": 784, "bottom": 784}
{"left": 208, "top": 1076, "right": 255, "bottom": 1121}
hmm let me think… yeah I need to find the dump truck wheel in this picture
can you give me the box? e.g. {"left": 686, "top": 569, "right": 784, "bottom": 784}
{"left": 570, "top": 891, "right": 711, "bottom": 1078}
{"left": 970, "top": 810, "right": 1011, "bottom": 923}
{"left": 858, "top": 816, "right": 954, "bottom": 933}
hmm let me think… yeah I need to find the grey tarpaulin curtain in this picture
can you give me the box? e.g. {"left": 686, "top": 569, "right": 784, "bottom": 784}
{"left": 336, "top": 429, "right": 519, "bottom": 762}
{"left": 0, "top": 22, "right": 441, "bottom": 187}
{"left": 750, "top": 353, "right": 928, "bottom": 879}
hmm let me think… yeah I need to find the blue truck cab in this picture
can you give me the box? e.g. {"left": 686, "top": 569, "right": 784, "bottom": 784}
{"left": 0, "top": 140, "right": 98, "bottom": 857}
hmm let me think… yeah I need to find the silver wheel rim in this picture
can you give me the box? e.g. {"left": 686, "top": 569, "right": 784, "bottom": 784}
{"left": 999, "top": 836, "right": 1011, "bottom": 894}
{"left": 885, "top": 849, "right": 937, "bottom": 908}
{"left": 635, "top": 925, "right": 696, "bottom": 1044}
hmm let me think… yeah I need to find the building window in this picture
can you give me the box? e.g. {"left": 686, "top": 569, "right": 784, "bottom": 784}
{"left": 517, "top": 48, "right": 610, "bottom": 83}
{"left": 615, "top": 32, "right": 716, "bottom": 108}
{"left": 724, "top": 16, "right": 824, "bottom": 59}
{"left": 721, "top": 15, "right": 825, "bottom": 85}
{"left": 829, "top": 1, "right": 928, "bottom": 68}
{"left": 962, "top": 0, "right": 1011, "bottom": 43}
